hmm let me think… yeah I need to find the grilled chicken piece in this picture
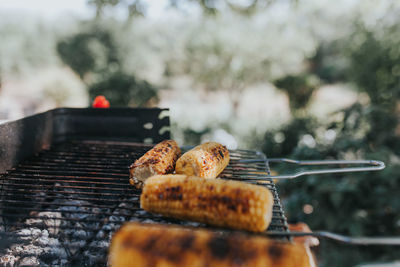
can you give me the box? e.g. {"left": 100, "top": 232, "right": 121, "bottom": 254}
{"left": 140, "top": 174, "right": 274, "bottom": 232}
{"left": 129, "top": 140, "right": 181, "bottom": 188}
{"left": 109, "top": 222, "right": 312, "bottom": 267}
{"left": 175, "top": 142, "right": 229, "bottom": 178}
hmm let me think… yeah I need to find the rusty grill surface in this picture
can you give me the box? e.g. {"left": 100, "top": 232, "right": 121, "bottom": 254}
{"left": 0, "top": 140, "right": 288, "bottom": 266}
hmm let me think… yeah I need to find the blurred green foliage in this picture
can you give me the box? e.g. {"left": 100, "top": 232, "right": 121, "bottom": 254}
{"left": 88, "top": 0, "right": 285, "bottom": 18}
{"left": 56, "top": 26, "right": 158, "bottom": 106}
{"left": 274, "top": 74, "right": 320, "bottom": 113}
{"left": 88, "top": 72, "right": 158, "bottom": 106}
{"left": 348, "top": 24, "right": 400, "bottom": 109}
{"left": 57, "top": 29, "right": 119, "bottom": 81}
{"left": 263, "top": 21, "right": 400, "bottom": 266}
{"left": 88, "top": 0, "right": 146, "bottom": 19}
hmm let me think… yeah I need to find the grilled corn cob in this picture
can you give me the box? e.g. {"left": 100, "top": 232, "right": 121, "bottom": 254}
{"left": 140, "top": 174, "right": 274, "bottom": 232}
{"left": 129, "top": 140, "right": 181, "bottom": 189}
{"left": 109, "top": 222, "right": 312, "bottom": 267}
{"left": 175, "top": 142, "right": 229, "bottom": 178}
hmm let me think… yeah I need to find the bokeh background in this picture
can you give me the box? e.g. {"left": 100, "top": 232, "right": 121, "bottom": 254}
{"left": 1, "top": 0, "right": 399, "bottom": 266}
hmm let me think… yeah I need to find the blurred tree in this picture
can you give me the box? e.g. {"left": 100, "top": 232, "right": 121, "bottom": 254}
{"left": 164, "top": 16, "right": 313, "bottom": 118}
{"left": 182, "top": 127, "right": 211, "bottom": 146}
{"left": 348, "top": 24, "right": 400, "bottom": 109}
{"left": 274, "top": 73, "right": 320, "bottom": 116}
{"left": 262, "top": 117, "right": 318, "bottom": 158}
{"left": 56, "top": 26, "right": 159, "bottom": 106}
{"left": 87, "top": 0, "right": 289, "bottom": 18}
{"left": 88, "top": 0, "right": 146, "bottom": 19}
{"left": 88, "top": 72, "right": 158, "bottom": 106}
{"left": 166, "top": 32, "right": 266, "bottom": 117}
{"left": 308, "top": 42, "right": 349, "bottom": 84}
{"left": 172, "top": 0, "right": 296, "bottom": 16}
{"left": 57, "top": 29, "right": 119, "bottom": 83}
{"left": 347, "top": 24, "right": 400, "bottom": 150}
{"left": 262, "top": 20, "right": 400, "bottom": 266}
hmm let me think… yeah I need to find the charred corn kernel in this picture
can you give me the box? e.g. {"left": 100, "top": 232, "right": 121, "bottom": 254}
{"left": 109, "top": 222, "right": 312, "bottom": 267}
{"left": 175, "top": 142, "right": 229, "bottom": 178}
{"left": 129, "top": 140, "right": 181, "bottom": 188}
{"left": 140, "top": 175, "right": 273, "bottom": 232}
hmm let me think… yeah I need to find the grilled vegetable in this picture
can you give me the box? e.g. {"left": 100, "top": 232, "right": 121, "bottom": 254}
{"left": 129, "top": 140, "right": 181, "bottom": 188}
{"left": 140, "top": 174, "right": 274, "bottom": 232}
{"left": 175, "top": 142, "right": 229, "bottom": 178}
{"left": 109, "top": 222, "right": 312, "bottom": 267}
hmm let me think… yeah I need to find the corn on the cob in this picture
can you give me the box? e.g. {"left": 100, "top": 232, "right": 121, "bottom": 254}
{"left": 109, "top": 222, "right": 312, "bottom": 267}
{"left": 140, "top": 174, "right": 273, "bottom": 232}
{"left": 129, "top": 140, "right": 181, "bottom": 189}
{"left": 175, "top": 142, "right": 230, "bottom": 178}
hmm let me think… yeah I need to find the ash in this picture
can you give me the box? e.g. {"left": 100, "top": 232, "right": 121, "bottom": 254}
{"left": 0, "top": 198, "right": 112, "bottom": 267}
{"left": 0, "top": 195, "right": 203, "bottom": 266}
{"left": 0, "top": 227, "right": 66, "bottom": 267}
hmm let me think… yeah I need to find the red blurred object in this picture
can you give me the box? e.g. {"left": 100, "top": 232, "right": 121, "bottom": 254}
{"left": 288, "top": 222, "right": 318, "bottom": 267}
{"left": 92, "top": 95, "right": 110, "bottom": 108}
{"left": 288, "top": 222, "right": 319, "bottom": 247}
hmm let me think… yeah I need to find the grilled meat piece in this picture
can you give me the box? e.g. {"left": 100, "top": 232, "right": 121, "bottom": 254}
{"left": 140, "top": 174, "right": 273, "bottom": 232}
{"left": 129, "top": 140, "right": 181, "bottom": 188}
{"left": 109, "top": 222, "right": 312, "bottom": 267}
{"left": 175, "top": 142, "right": 229, "bottom": 178}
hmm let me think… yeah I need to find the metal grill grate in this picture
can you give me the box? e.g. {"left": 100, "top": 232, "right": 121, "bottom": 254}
{"left": 0, "top": 140, "right": 289, "bottom": 266}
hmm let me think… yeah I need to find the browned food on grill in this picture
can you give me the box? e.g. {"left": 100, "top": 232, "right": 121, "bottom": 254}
{"left": 175, "top": 142, "right": 229, "bottom": 178}
{"left": 140, "top": 174, "right": 273, "bottom": 232}
{"left": 109, "top": 222, "right": 312, "bottom": 267}
{"left": 129, "top": 140, "right": 181, "bottom": 188}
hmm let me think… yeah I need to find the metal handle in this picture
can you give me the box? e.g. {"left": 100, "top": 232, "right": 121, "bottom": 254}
{"left": 238, "top": 158, "right": 385, "bottom": 179}
{"left": 238, "top": 157, "right": 392, "bottom": 245}
{"left": 265, "top": 231, "right": 400, "bottom": 245}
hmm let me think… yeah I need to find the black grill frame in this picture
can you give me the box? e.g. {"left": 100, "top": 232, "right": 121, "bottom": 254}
{"left": 0, "top": 108, "right": 289, "bottom": 266}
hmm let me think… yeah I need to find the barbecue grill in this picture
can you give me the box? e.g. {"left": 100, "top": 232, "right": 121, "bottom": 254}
{"left": 0, "top": 108, "right": 397, "bottom": 266}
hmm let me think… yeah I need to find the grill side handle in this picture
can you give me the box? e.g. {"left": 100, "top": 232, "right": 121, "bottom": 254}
{"left": 238, "top": 158, "right": 385, "bottom": 179}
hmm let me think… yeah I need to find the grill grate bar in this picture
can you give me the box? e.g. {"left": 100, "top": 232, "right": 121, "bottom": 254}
{"left": 0, "top": 197, "right": 285, "bottom": 211}
{"left": 1, "top": 199, "right": 137, "bottom": 210}
{"left": 1, "top": 180, "right": 279, "bottom": 197}
{"left": 2, "top": 207, "right": 141, "bottom": 217}
{"left": 0, "top": 191, "right": 140, "bottom": 203}
{"left": 2, "top": 207, "right": 288, "bottom": 223}
{"left": 2, "top": 175, "right": 278, "bottom": 186}
{"left": 1, "top": 220, "right": 288, "bottom": 236}
{"left": 0, "top": 181, "right": 129, "bottom": 192}
{"left": 8, "top": 169, "right": 129, "bottom": 178}
{"left": 2, "top": 177, "right": 130, "bottom": 186}
{"left": 16, "top": 164, "right": 129, "bottom": 173}
{"left": 0, "top": 187, "right": 139, "bottom": 197}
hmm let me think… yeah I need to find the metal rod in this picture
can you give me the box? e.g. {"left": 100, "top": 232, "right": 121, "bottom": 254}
{"left": 3, "top": 176, "right": 128, "bottom": 186}
{"left": 0, "top": 181, "right": 128, "bottom": 191}
{"left": 0, "top": 191, "right": 140, "bottom": 202}
{"left": 266, "top": 231, "right": 400, "bottom": 245}
{"left": 9, "top": 169, "right": 129, "bottom": 177}
{"left": 0, "top": 186, "right": 139, "bottom": 197}
{"left": 239, "top": 158, "right": 385, "bottom": 179}
{"left": 18, "top": 164, "right": 129, "bottom": 173}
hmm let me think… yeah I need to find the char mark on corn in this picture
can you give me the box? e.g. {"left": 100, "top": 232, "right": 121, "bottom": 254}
{"left": 175, "top": 142, "right": 230, "bottom": 178}
{"left": 140, "top": 174, "right": 274, "bottom": 232}
{"left": 109, "top": 222, "right": 312, "bottom": 267}
{"left": 129, "top": 140, "right": 181, "bottom": 188}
